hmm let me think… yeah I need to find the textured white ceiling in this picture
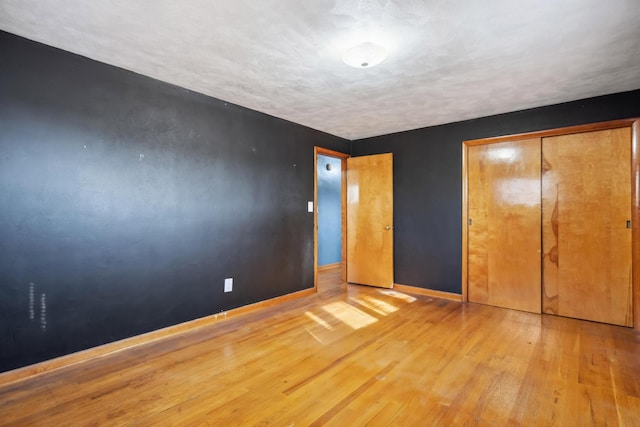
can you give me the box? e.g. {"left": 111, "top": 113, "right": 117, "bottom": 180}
{"left": 1, "top": 0, "right": 639, "bottom": 140}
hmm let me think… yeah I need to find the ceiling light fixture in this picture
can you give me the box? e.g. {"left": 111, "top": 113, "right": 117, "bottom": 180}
{"left": 342, "top": 42, "right": 388, "bottom": 68}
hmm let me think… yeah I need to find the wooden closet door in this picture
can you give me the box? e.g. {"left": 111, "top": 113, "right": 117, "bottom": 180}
{"left": 346, "top": 153, "right": 394, "bottom": 288}
{"left": 467, "top": 138, "right": 542, "bottom": 313}
{"left": 542, "top": 128, "right": 632, "bottom": 326}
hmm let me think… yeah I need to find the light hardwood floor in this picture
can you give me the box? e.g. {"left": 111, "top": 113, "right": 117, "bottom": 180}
{"left": 1, "top": 267, "right": 639, "bottom": 426}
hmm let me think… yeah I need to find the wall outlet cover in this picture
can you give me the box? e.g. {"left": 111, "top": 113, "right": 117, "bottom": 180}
{"left": 224, "top": 278, "right": 233, "bottom": 292}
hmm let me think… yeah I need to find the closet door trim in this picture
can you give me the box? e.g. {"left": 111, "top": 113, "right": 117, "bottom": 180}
{"left": 632, "top": 119, "right": 639, "bottom": 331}
{"left": 464, "top": 119, "right": 638, "bottom": 146}
{"left": 462, "top": 118, "right": 640, "bottom": 330}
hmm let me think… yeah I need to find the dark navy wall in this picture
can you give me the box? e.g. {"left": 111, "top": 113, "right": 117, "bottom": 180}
{"left": 0, "top": 31, "right": 349, "bottom": 373}
{"left": 317, "top": 155, "right": 342, "bottom": 266}
{"left": 351, "top": 89, "right": 640, "bottom": 294}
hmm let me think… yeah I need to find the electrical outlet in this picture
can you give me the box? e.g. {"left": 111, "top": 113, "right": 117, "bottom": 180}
{"left": 224, "top": 278, "right": 233, "bottom": 293}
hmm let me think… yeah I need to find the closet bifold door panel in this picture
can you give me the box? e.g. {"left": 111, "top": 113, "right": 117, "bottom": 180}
{"left": 541, "top": 128, "right": 633, "bottom": 327}
{"left": 467, "top": 138, "right": 542, "bottom": 313}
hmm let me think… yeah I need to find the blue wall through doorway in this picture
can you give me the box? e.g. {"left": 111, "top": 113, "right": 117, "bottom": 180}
{"left": 317, "top": 155, "right": 342, "bottom": 266}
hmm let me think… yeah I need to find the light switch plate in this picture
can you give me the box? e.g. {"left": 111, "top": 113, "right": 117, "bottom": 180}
{"left": 224, "top": 278, "right": 233, "bottom": 292}
{"left": 308, "top": 201, "right": 313, "bottom": 212}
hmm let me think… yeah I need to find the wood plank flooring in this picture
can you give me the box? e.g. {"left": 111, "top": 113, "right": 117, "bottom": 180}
{"left": 1, "top": 267, "right": 640, "bottom": 426}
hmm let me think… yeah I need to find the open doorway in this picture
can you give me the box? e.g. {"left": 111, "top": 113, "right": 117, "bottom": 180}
{"left": 314, "top": 147, "right": 349, "bottom": 289}
{"left": 317, "top": 155, "right": 342, "bottom": 269}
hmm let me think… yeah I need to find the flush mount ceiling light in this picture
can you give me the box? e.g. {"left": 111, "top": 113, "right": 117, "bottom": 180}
{"left": 342, "top": 42, "right": 388, "bottom": 68}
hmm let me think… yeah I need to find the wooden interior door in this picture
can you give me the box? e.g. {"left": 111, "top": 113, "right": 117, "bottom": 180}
{"left": 346, "top": 153, "right": 393, "bottom": 288}
{"left": 542, "top": 128, "right": 633, "bottom": 326}
{"left": 467, "top": 138, "right": 542, "bottom": 313}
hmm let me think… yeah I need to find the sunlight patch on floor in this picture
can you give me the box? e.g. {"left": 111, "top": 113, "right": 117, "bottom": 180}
{"left": 305, "top": 311, "right": 334, "bottom": 330}
{"left": 321, "top": 301, "right": 378, "bottom": 330}
{"left": 360, "top": 295, "right": 399, "bottom": 314}
{"left": 349, "top": 296, "right": 389, "bottom": 316}
{"left": 348, "top": 295, "right": 399, "bottom": 316}
{"left": 378, "top": 289, "right": 417, "bottom": 303}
